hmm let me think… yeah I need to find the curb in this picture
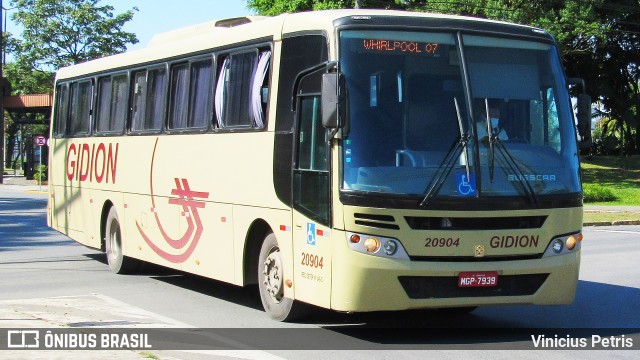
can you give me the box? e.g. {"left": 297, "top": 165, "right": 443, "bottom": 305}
{"left": 584, "top": 220, "right": 640, "bottom": 227}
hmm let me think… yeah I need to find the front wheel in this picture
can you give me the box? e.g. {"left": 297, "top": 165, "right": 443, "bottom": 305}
{"left": 104, "top": 207, "right": 135, "bottom": 274}
{"left": 258, "top": 233, "right": 306, "bottom": 321}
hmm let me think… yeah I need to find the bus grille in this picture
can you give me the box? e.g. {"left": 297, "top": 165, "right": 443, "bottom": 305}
{"left": 398, "top": 274, "right": 549, "bottom": 299}
{"left": 354, "top": 213, "right": 400, "bottom": 230}
{"left": 404, "top": 216, "right": 547, "bottom": 230}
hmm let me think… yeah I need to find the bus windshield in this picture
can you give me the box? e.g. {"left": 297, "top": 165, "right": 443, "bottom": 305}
{"left": 339, "top": 30, "right": 581, "bottom": 200}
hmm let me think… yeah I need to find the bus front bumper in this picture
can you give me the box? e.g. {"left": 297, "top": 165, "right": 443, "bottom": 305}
{"left": 330, "top": 237, "right": 580, "bottom": 312}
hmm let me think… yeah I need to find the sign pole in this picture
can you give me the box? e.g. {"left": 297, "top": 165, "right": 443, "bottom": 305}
{"left": 34, "top": 135, "right": 46, "bottom": 191}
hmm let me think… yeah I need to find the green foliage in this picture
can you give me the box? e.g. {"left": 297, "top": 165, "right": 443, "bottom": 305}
{"left": 34, "top": 164, "right": 47, "bottom": 183}
{"left": 581, "top": 155, "right": 640, "bottom": 205}
{"left": 3, "top": 62, "right": 53, "bottom": 95}
{"left": 583, "top": 184, "right": 617, "bottom": 203}
{"left": 245, "top": 0, "right": 640, "bottom": 155}
{"left": 9, "top": 0, "right": 139, "bottom": 70}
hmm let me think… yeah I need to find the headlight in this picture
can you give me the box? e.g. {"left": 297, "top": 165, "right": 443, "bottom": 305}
{"left": 543, "top": 232, "right": 582, "bottom": 257}
{"left": 383, "top": 240, "right": 398, "bottom": 255}
{"left": 346, "top": 232, "right": 409, "bottom": 260}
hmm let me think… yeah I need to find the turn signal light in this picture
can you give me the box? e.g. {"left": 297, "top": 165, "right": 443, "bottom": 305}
{"left": 363, "top": 237, "right": 381, "bottom": 253}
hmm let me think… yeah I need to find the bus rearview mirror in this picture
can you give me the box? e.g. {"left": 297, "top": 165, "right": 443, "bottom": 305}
{"left": 322, "top": 73, "right": 345, "bottom": 129}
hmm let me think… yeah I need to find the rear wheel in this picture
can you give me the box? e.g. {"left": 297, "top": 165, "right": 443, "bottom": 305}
{"left": 258, "top": 233, "right": 305, "bottom": 321}
{"left": 104, "top": 207, "right": 134, "bottom": 274}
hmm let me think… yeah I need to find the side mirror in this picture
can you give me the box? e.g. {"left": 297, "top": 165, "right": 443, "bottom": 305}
{"left": 568, "top": 78, "right": 592, "bottom": 149}
{"left": 321, "top": 73, "right": 345, "bottom": 129}
{"left": 576, "top": 93, "right": 592, "bottom": 148}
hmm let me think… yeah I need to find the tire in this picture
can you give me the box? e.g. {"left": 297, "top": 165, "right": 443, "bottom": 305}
{"left": 104, "top": 207, "right": 134, "bottom": 274}
{"left": 258, "top": 233, "right": 306, "bottom": 321}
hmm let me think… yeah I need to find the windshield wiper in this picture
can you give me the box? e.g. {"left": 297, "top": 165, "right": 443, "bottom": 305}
{"left": 482, "top": 99, "right": 538, "bottom": 205}
{"left": 419, "top": 98, "right": 469, "bottom": 207}
{"left": 494, "top": 140, "right": 539, "bottom": 206}
{"left": 484, "top": 99, "right": 496, "bottom": 182}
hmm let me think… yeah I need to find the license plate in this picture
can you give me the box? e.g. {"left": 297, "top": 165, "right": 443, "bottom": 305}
{"left": 458, "top": 271, "right": 499, "bottom": 287}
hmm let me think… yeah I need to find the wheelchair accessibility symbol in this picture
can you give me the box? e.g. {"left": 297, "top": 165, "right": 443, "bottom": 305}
{"left": 457, "top": 173, "right": 476, "bottom": 196}
{"left": 307, "top": 223, "right": 316, "bottom": 246}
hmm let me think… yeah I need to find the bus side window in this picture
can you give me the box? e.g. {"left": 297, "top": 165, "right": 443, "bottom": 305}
{"left": 96, "top": 74, "right": 127, "bottom": 134}
{"left": 168, "top": 63, "right": 189, "bottom": 130}
{"left": 130, "top": 67, "right": 167, "bottom": 133}
{"left": 251, "top": 50, "right": 271, "bottom": 129}
{"left": 215, "top": 48, "right": 270, "bottom": 129}
{"left": 130, "top": 70, "right": 147, "bottom": 131}
{"left": 54, "top": 84, "right": 70, "bottom": 137}
{"left": 145, "top": 68, "right": 167, "bottom": 131}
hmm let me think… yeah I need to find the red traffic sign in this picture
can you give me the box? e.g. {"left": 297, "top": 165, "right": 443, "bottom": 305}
{"left": 34, "top": 135, "right": 47, "bottom": 146}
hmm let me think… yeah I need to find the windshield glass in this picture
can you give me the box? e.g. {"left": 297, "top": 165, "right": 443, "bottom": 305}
{"left": 339, "top": 30, "right": 581, "bottom": 199}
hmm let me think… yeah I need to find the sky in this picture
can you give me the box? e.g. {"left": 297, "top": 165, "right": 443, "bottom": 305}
{"left": 4, "top": 0, "right": 255, "bottom": 52}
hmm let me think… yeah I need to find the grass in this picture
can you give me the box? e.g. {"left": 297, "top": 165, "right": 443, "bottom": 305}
{"left": 584, "top": 211, "right": 640, "bottom": 224}
{"left": 581, "top": 155, "right": 640, "bottom": 223}
{"left": 581, "top": 155, "right": 640, "bottom": 206}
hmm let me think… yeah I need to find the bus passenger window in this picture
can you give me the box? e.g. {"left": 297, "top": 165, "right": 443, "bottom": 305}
{"left": 130, "top": 71, "right": 147, "bottom": 131}
{"left": 251, "top": 51, "right": 271, "bottom": 128}
{"left": 215, "top": 49, "right": 270, "bottom": 129}
{"left": 96, "top": 74, "right": 127, "bottom": 134}
{"left": 169, "top": 63, "right": 189, "bottom": 130}
{"left": 145, "top": 68, "right": 167, "bottom": 131}
{"left": 54, "top": 84, "right": 70, "bottom": 136}
{"left": 69, "top": 80, "right": 92, "bottom": 135}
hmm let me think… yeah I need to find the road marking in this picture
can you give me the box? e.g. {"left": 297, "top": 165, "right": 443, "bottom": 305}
{"left": 178, "top": 350, "right": 286, "bottom": 360}
{"left": 589, "top": 229, "right": 640, "bottom": 234}
{"left": 0, "top": 294, "right": 285, "bottom": 359}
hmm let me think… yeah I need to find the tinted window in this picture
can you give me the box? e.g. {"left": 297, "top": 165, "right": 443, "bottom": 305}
{"left": 69, "top": 80, "right": 92, "bottom": 135}
{"left": 54, "top": 84, "right": 70, "bottom": 136}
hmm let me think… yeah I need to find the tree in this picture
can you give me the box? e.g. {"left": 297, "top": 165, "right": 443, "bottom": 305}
{"left": 246, "top": 0, "right": 640, "bottom": 154}
{"left": 2, "top": 62, "right": 53, "bottom": 168}
{"left": 246, "top": 0, "right": 407, "bottom": 14}
{"left": 9, "top": 0, "right": 139, "bottom": 71}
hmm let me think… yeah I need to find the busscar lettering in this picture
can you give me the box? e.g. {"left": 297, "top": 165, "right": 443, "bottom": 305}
{"left": 508, "top": 174, "right": 556, "bottom": 182}
{"left": 489, "top": 235, "right": 539, "bottom": 248}
{"left": 66, "top": 142, "right": 119, "bottom": 184}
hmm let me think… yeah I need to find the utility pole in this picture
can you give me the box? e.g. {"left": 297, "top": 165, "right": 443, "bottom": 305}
{"left": 355, "top": 0, "right": 362, "bottom": 9}
{"left": 0, "top": 0, "right": 4, "bottom": 184}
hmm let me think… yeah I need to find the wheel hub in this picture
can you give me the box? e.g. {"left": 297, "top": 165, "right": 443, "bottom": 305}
{"left": 262, "top": 250, "right": 283, "bottom": 302}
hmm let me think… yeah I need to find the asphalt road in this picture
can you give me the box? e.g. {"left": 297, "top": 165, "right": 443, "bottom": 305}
{"left": 0, "top": 184, "right": 639, "bottom": 359}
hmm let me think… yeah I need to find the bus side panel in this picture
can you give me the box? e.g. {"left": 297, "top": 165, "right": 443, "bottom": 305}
{"left": 49, "top": 138, "right": 101, "bottom": 249}
{"left": 181, "top": 201, "right": 235, "bottom": 284}
{"left": 231, "top": 206, "right": 293, "bottom": 290}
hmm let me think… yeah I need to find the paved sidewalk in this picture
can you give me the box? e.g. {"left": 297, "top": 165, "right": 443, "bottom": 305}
{"left": 1, "top": 175, "right": 39, "bottom": 186}
{"left": 584, "top": 205, "right": 640, "bottom": 213}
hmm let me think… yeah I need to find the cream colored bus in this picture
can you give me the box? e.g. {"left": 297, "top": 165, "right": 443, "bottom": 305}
{"left": 48, "top": 9, "right": 589, "bottom": 321}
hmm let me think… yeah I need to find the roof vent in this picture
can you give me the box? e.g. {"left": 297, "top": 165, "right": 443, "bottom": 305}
{"left": 215, "top": 16, "right": 269, "bottom": 28}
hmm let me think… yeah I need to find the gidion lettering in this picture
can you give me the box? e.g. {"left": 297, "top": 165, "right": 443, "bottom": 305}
{"left": 490, "top": 235, "right": 539, "bottom": 248}
{"left": 66, "top": 143, "right": 119, "bottom": 184}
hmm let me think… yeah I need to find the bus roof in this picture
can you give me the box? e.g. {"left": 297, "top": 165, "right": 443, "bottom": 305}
{"left": 55, "top": 9, "right": 546, "bottom": 81}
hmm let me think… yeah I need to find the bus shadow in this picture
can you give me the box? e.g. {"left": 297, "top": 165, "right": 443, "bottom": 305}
{"left": 313, "top": 280, "right": 640, "bottom": 347}
{"left": 308, "top": 280, "right": 640, "bottom": 328}
{"left": 85, "top": 253, "right": 265, "bottom": 311}
{"left": 82, "top": 251, "right": 640, "bottom": 342}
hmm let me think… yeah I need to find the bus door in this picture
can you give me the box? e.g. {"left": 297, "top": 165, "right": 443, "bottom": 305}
{"left": 292, "top": 68, "right": 332, "bottom": 308}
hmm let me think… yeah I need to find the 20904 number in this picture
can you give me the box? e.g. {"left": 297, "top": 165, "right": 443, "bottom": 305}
{"left": 425, "top": 238, "right": 460, "bottom": 247}
{"left": 301, "top": 252, "right": 324, "bottom": 269}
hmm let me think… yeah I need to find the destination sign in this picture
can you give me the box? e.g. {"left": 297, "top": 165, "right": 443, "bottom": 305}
{"left": 362, "top": 39, "right": 441, "bottom": 55}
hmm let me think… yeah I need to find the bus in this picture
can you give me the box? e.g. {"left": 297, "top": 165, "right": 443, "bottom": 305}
{"left": 48, "top": 9, "right": 591, "bottom": 321}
